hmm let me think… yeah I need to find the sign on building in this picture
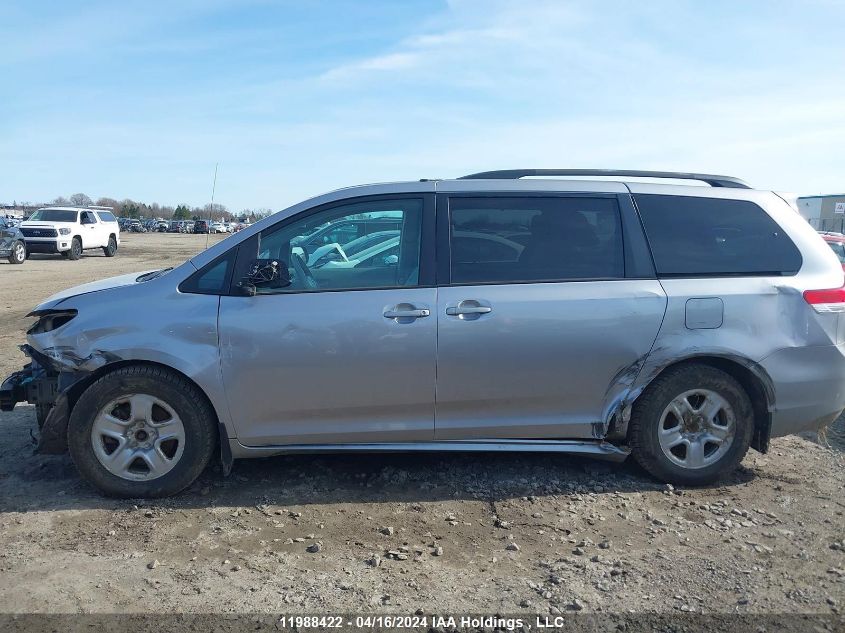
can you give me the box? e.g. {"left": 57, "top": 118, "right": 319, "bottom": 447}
{"left": 836, "top": 202, "right": 845, "bottom": 214}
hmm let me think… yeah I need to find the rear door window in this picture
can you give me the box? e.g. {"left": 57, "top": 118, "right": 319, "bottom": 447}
{"left": 448, "top": 196, "right": 624, "bottom": 284}
{"left": 634, "top": 194, "right": 802, "bottom": 276}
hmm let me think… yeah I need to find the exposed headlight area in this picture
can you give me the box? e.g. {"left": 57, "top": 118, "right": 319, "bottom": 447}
{"left": 26, "top": 309, "right": 78, "bottom": 335}
{"left": 58, "top": 228, "right": 71, "bottom": 236}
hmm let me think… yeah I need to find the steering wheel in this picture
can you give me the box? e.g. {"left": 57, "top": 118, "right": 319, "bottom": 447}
{"left": 291, "top": 252, "right": 319, "bottom": 289}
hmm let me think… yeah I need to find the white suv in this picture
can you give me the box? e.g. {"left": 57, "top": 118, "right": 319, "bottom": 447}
{"left": 20, "top": 206, "right": 120, "bottom": 260}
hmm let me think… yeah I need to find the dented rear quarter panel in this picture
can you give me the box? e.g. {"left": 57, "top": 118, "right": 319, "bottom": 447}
{"left": 619, "top": 184, "right": 845, "bottom": 438}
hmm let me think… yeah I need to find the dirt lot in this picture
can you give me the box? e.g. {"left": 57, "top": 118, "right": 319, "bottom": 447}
{"left": 0, "top": 232, "right": 843, "bottom": 622}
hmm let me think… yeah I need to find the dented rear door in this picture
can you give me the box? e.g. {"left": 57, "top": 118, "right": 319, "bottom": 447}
{"left": 434, "top": 192, "right": 667, "bottom": 440}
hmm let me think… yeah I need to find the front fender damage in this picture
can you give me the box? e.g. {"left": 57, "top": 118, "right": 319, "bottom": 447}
{"left": 1, "top": 344, "right": 100, "bottom": 454}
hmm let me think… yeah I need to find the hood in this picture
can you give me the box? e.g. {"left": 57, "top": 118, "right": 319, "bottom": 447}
{"left": 21, "top": 220, "right": 77, "bottom": 228}
{"left": 34, "top": 270, "right": 157, "bottom": 310}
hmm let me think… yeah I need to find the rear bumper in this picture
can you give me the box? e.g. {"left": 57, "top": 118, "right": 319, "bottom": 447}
{"left": 761, "top": 343, "right": 845, "bottom": 437}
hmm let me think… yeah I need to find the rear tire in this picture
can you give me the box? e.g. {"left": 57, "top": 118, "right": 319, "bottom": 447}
{"left": 67, "top": 365, "right": 217, "bottom": 498}
{"left": 8, "top": 240, "right": 25, "bottom": 264}
{"left": 103, "top": 235, "right": 117, "bottom": 257}
{"left": 67, "top": 237, "right": 82, "bottom": 260}
{"left": 629, "top": 364, "right": 753, "bottom": 486}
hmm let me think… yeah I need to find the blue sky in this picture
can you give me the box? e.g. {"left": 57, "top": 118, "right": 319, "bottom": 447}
{"left": 1, "top": 0, "right": 844, "bottom": 211}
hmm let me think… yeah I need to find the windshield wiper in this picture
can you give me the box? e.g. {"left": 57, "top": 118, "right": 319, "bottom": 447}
{"left": 136, "top": 268, "right": 173, "bottom": 282}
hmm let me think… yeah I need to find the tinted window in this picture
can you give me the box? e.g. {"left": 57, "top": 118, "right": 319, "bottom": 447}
{"left": 97, "top": 211, "right": 117, "bottom": 222}
{"left": 251, "top": 198, "right": 422, "bottom": 293}
{"left": 634, "top": 195, "right": 802, "bottom": 276}
{"left": 449, "top": 197, "right": 624, "bottom": 284}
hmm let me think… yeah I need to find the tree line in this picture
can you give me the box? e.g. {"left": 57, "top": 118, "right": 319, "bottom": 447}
{"left": 2, "top": 193, "right": 273, "bottom": 223}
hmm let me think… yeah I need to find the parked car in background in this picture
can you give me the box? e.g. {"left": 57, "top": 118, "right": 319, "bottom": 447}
{"left": 0, "top": 218, "right": 26, "bottom": 264}
{"left": 19, "top": 206, "right": 119, "bottom": 260}
{"left": 210, "top": 222, "right": 225, "bottom": 234}
{"left": 128, "top": 220, "right": 146, "bottom": 233}
{"left": 193, "top": 219, "right": 209, "bottom": 234}
{"left": 822, "top": 234, "right": 845, "bottom": 271}
{"left": 4, "top": 169, "right": 845, "bottom": 498}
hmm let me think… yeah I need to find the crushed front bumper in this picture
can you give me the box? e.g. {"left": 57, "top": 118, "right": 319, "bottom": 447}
{"left": 1, "top": 345, "right": 80, "bottom": 454}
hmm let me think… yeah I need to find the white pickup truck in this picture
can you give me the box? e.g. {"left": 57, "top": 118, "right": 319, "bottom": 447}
{"left": 20, "top": 206, "right": 120, "bottom": 260}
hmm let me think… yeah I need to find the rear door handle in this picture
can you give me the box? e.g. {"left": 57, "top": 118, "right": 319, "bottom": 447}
{"left": 383, "top": 305, "right": 430, "bottom": 319}
{"left": 445, "top": 300, "right": 493, "bottom": 319}
{"left": 445, "top": 305, "right": 492, "bottom": 316}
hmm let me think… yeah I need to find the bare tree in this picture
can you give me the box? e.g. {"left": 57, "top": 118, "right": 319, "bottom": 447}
{"left": 95, "top": 197, "right": 120, "bottom": 211}
{"left": 52, "top": 196, "right": 70, "bottom": 205}
{"left": 69, "top": 193, "right": 92, "bottom": 206}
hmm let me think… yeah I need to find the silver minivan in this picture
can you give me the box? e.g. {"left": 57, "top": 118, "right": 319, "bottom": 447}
{"left": 3, "top": 169, "right": 845, "bottom": 498}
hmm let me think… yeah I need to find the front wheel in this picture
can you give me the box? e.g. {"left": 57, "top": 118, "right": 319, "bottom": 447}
{"left": 67, "top": 237, "right": 82, "bottom": 260}
{"left": 103, "top": 235, "right": 117, "bottom": 257}
{"left": 629, "top": 364, "right": 753, "bottom": 486}
{"left": 8, "top": 240, "right": 25, "bottom": 264}
{"left": 67, "top": 365, "right": 217, "bottom": 497}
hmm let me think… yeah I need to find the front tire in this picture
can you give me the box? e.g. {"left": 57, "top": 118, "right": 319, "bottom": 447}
{"left": 8, "top": 240, "right": 25, "bottom": 264}
{"left": 629, "top": 364, "right": 753, "bottom": 486}
{"left": 67, "top": 365, "right": 217, "bottom": 498}
{"left": 67, "top": 237, "right": 82, "bottom": 260}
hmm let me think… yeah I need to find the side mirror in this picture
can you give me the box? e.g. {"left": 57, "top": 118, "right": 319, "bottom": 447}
{"left": 236, "top": 259, "right": 291, "bottom": 296}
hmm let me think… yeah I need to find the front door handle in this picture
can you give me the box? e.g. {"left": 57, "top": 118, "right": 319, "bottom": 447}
{"left": 383, "top": 304, "right": 430, "bottom": 320}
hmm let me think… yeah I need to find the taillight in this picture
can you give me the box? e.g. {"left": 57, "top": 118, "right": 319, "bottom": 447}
{"left": 803, "top": 285, "right": 845, "bottom": 313}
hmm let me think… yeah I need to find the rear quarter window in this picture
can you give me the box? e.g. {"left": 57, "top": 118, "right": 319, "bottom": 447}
{"left": 634, "top": 194, "right": 802, "bottom": 277}
{"left": 96, "top": 211, "right": 117, "bottom": 222}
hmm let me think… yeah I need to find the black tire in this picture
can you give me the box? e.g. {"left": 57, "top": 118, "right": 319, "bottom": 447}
{"left": 8, "top": 240, "right": 26, "bottom": 264}
{"left": 67, "top": 237, "right": 82, "bottom": 260}
{"left": 67, "top": 365, "right": 217, "bottom": 498}
{"left": 103, "top": 235, "right": 117, "bottom": 257}
{"left": 629, "top": 364, "right": 753, "bottom": 486}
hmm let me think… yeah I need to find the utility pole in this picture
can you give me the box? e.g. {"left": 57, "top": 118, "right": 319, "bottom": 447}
{"left": 206, "top": 162, "right": 218, "bottom": 249}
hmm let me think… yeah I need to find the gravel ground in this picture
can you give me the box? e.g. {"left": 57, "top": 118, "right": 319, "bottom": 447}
{"left": 0, "top": 232, "right": 843, "bottom": 621}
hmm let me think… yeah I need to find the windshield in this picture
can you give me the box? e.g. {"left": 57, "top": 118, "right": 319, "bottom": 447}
{"left": 29, "top": 209, "right": 78, "bottom": 222}
{"left": 827, "top": 241, "right": 845, "bottom": 263}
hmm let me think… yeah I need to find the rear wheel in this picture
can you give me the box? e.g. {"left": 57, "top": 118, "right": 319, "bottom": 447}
{"left": 8, "top": 240, "right": 25, "bottom": 264}
{"left": 103, "top": 235, "right": 117, "bottom": 257}
{"left": 67, "top": 365, "right": 217, "bottom": 498}
{"left": 629, "top": 364, "right": 753, "bottom": 486}
{"left": 67, "top": 237, "right": 82, "bottom": 260}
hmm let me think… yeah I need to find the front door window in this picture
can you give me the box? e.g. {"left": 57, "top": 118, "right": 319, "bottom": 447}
{"left": 252, "top": 199, "right": 422, "bottom": 293}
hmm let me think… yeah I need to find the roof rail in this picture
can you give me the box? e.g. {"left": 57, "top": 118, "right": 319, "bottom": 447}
{"left": 458, "top": 169, "right": 751, "bottom": 189}
{"left": 86, "top": 205, "right": 115, "bottom": 210}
